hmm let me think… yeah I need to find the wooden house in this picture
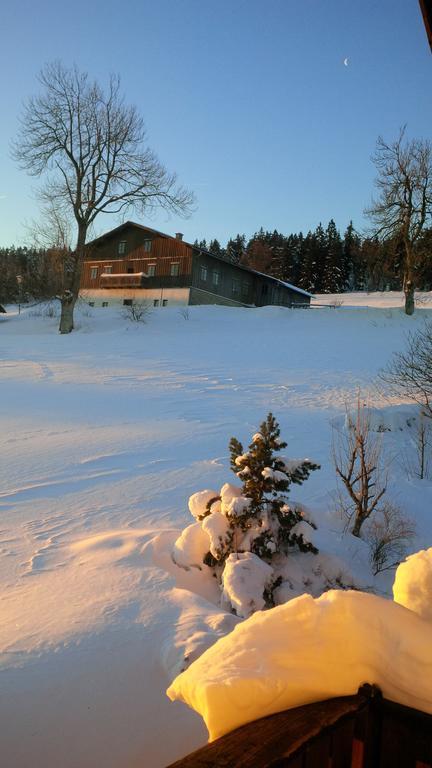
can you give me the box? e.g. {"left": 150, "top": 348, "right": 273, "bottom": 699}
{"left": 80, "top": 222, "right": 311, "bottom": 309}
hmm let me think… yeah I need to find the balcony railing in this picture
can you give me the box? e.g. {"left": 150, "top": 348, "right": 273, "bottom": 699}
{"left": 99, "top": 273, "right": 146, "bottom": 288}
{"left": 165, "top": 685, "right": 432, "bottom": 768}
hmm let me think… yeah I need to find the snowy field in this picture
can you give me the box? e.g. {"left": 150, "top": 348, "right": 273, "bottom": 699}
{"left": 1, "top": 292, "right": 432, "bottom": 767}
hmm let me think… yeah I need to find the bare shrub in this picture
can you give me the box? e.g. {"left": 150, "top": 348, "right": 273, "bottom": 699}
{"left": 380, "top": 321, "right": 432, "bottom": 419}
{"left": 28, "top": 300, "right": 59, "bottom": 319}
{"left": 333, "top": 399, "right": 387, "bottom": 537}
{"left": 364, "top": 502, "right": 415, "bottom": 574}
{"left": 178, "top": 307, "right": 190, "bottom": 320}
{"left": 122, "top": 302, "right": 152, "bottom": 323}
{"left": 402, "top": 412, "right": 432, "bottom": 480}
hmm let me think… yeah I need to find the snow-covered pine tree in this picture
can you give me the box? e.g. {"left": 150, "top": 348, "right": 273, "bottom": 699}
{"left": 228, "top": 413, "right": 320, "bottom": 561}
{"left": 173, "top": 413, "right": 321, "bottom": 616}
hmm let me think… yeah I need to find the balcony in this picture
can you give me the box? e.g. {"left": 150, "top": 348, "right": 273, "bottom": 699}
{"left": 99, "top": 273, "right": 146, "bottom": 289}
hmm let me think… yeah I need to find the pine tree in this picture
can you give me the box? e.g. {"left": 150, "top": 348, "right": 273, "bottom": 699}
{"left": 225, "top": 234, "right": 246, "bottom": 264}
{"left": 322, "top": 219, "right": 344, "bottom": 293}
{"left": 228, "top": 413, "right": 320, "bottom": 561}
{"left": 208, "top": 238, "right": 225, "bottom": 259}
{"left": 342, "top": 221, "right": 362, "bottom": 290}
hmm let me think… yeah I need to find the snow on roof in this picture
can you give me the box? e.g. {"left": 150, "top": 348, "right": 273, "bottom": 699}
{"left": 248, "top": 268, "right": 313, "bottom": 298}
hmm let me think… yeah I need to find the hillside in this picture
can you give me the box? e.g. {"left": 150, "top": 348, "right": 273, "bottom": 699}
{"left": 1, "top": 293, "right": 432, "bottom": 767}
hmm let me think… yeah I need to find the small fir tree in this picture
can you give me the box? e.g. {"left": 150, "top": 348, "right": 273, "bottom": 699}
{"left": 227, "top": 413, "right": 320, "bottom": 561}
{"left": 173, "top": 413, "right": 321, "bottom": 614}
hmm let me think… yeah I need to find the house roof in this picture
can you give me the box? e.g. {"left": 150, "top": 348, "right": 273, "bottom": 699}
{"left": 87, "top": 221, "right": 171, "bottom": 246}
{"left": 87, "top": 221, "right": 313, "bottom": 299}
{"left": 420, "top": 0, "right": 432, "bottom": 50}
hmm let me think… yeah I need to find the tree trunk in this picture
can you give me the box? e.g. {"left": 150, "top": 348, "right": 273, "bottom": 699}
{"left": 404, "top": 278, "right": 415, "bottom": 316}
{"left": 351, "top": 515, "right": 363, "bottom": 537}
{"left": 58, "top": 222, "right": 87, "bottom": 334}
{"left": 403, "top": 242, "right": 415, "bottom": 316}
{"left": 59, "top": 291, "right": 77, "bottom": 334}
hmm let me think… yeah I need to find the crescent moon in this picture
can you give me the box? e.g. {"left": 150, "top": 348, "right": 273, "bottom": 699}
{"left": 343, "top": 57, "right": 349, "bottom": 66}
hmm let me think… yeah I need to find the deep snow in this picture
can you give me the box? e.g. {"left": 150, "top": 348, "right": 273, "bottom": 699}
{"left": 168, "top": 578, "right": 432, "bottom": 741}
{"left": 1, "top": 293, "right": 432, "bottom": 767}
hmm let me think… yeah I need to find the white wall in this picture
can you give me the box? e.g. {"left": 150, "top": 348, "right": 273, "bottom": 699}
{"left": 80, "top": 288, "right": 191, "bottom": 308}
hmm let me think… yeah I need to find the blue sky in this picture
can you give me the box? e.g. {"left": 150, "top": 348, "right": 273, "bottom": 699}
{"left": 0, "top": 0, "right": 430, "bottom": 247}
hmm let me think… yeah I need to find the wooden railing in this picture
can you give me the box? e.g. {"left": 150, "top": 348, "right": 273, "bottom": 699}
{"left": 165, "top": 685, "right": 432, "bottom": 768}
{"left": 99, "top": 273, "right": 146, "bottom": 288}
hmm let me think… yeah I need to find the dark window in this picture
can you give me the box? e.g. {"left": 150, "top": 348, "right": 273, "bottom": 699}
{"left": 153, "top": 299, "right": 159, "bottom": 307}
{"left": 102, "top": 301, "right": 109, "bottom": 307}
{"left": 147, "top": 264, "right": 156, "bottom": 276}
{"left": 212, "top": 270, "right": 220, "bottom": 286}
{"left": 170, "top": 263, "right": 180, "bottom": 276}
{"left": 118, "top": 241, "right": 126, "bottom": 255}
{"left": 88, "top": 302, "right": 95, "bottom": 307}
{"left": 127, "top": 267, "right": 134, "bottom": 273}
{"left": 232, "top": 279, "right": 240, "bottom": 296}
{"left": 143, "top": 240, "right": 152, "bottom": 252}
{"left": 162, "top": 299, "right": 168, "bottom": 307}
{"left": 200, "top": 265, "right": 208, "bottom": 281}
{"left": 123, "top": 299, "right": 133, "bottom": 306}
{"left": 242, "top": 282, "right": 250, "bottom": 299}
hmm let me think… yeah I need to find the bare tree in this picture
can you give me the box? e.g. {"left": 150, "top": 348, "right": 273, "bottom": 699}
{"left": 365, "top": 501, "right": 414, "bottom": 575}
{"left": 12, "top": 62, "right": 194, "bottom": 333}
{"left": 402, "top": 411, "right": 432, "bottom": 480}
{"left": 333, "top": 400, "right": 387, "bottom": 537}
{"left": 380, "top": 321, "right": 432, "bottom": 419}
{"left": 365, "top": 127, "right": 432, "bottom": 315}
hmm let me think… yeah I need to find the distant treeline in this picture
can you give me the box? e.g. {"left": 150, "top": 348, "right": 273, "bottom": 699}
{"left": 0, "top": 246, "right": 67, "bottom": 304}
{"left": 195, "top": 220, "right": 432, "bottom": 294}
{"left": 1, "top": 220, "right": 431, "bottom": 303}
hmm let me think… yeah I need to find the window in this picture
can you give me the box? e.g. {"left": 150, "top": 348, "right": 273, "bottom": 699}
{"left": 212, "top": 270, "right": 220, "bottom": 286}
{"left": 104, "top": 265, "right": 112, "bottom": 274}
{"left": 200, "top": 265, "right": 208, "bottom": 281}
{"left": 242, "top": 282, "right": 250, "bottom": 299}
{"left": 170, "top": 263, "right": 180, "bottom": 276}
{"left": 118, "top": 241, "right": 126, "bottom": 255}
{"left": 147, "top": 264, "right": 156, "bottom": 277}
{"left": 143, "top": 240, "right": 152, "bottom": 252}
{"left": 232, "top": 279, "right": 240, "bottom": 296}
{"left": 162, "top": 299, "right": 168, "bottom": 307}
{"left": 127, "top": 267, "right": 134, "bottom": 274}
{"left": 88, "top": 302, "right": 95, "bottom": 307}
{"left": 102, "top": 301, "right": 109, "bottom": 307}
{"left": 123, "top": 299, "right": 133, "bottom": 306}
{"left": 90, "top": 267, "right": 98, "bottom": 279}
{"left": 153, "top": 299, "right": 159, "bottom": 307}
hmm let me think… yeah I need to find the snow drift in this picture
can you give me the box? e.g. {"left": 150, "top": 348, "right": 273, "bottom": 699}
{"left": 167, "top": 587, "right": 432, "bottom": 741}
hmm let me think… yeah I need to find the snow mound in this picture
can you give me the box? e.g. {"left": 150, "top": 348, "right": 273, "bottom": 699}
{"left": 202, "top": 510, "right": 230, "bottom": 559}
{"left": 167, "top": 589, "right": 432, "bottom": 741}
{"left": 221, "top": 553, "right": 274, "bottom": 618}
{"left": 188, "top": 490, "right": 219, "bottom": 520}
{"left": 393, "top": 548, "right": 432, "bottom": 621}
{"left": 172, "top": 523, "right": 210, "bottom": 569}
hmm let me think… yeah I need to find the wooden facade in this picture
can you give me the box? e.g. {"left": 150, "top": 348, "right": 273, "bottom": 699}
{"left": 165, "top": 685, "right": 432, "bottom": 768}
{"left": 80, "top": 222, "right": 311, "bottom": 308}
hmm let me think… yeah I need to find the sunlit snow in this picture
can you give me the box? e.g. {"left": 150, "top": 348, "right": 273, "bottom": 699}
{"left": 1, "top": 293, "right": 432, "bottom": 767}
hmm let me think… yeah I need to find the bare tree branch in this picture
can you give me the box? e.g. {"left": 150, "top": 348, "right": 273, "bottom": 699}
{"left": 365, "top": 127, "right": 432, "bottom": 315}
{"left": 332, "top": 398, "right": 387, "bottom": 537}
{"left": 12, "top": 61, "right": 195, "bottom": 333}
